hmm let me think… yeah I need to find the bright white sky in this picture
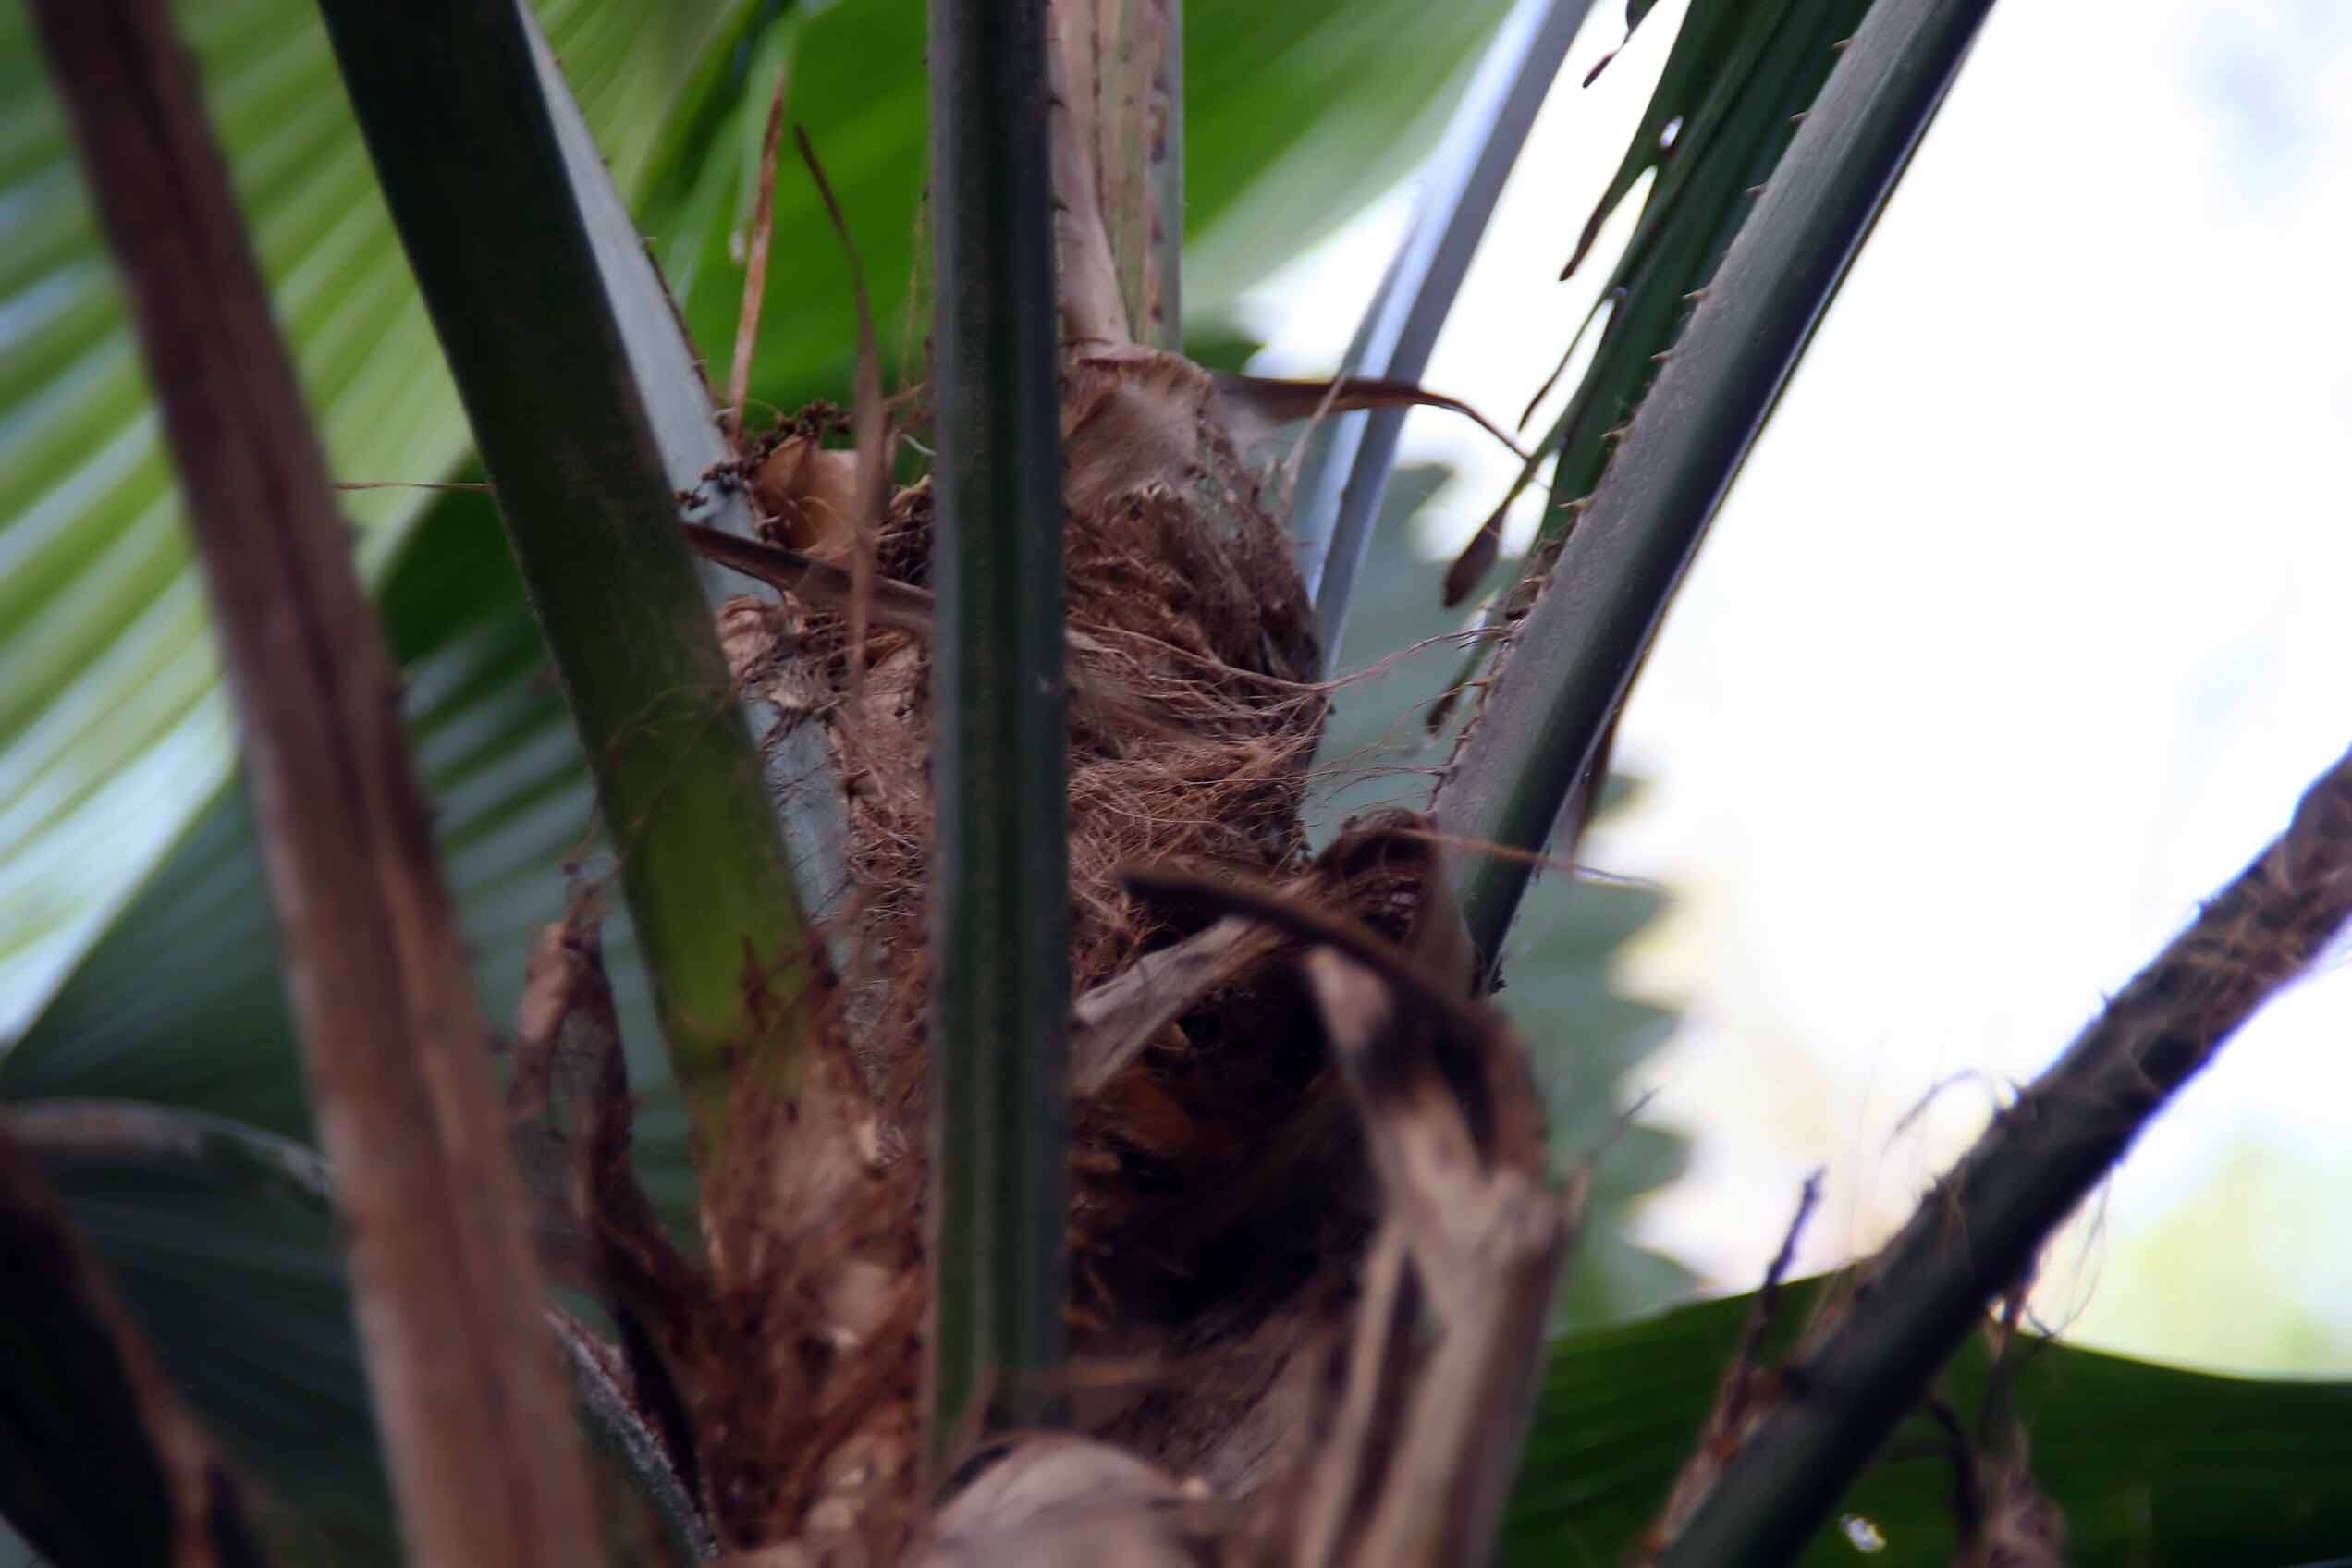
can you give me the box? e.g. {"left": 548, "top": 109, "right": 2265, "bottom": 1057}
{"left": 1244, "top": 0, "right": 2352, "bottom": 1374}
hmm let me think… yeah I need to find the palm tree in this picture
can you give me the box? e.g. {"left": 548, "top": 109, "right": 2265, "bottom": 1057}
{"left": 6, "top": 0, "right": 2351, "bottom": 1563}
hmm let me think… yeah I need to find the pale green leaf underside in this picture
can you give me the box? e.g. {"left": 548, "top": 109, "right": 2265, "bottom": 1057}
{"left": 3, "top": 488, "right": 700, "bottom": 1226}
{"left": 0, "top": 0, "right": 750, "bottom": 1037}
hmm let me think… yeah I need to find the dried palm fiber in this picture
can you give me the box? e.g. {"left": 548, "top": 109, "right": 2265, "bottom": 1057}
{"left": 726, "top": 347, "right": 1331, "bottom": 1121}
{"left": 623, "top": 0, "right": 1550, "bottom": 1550}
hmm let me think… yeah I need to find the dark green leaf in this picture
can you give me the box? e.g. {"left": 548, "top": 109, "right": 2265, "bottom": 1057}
{"left": 1564, "top": 0, "right": 1765, "bottom": 281}
{"left": 924, "top": 0, "right": 1070, "bottom": 1443}
{"left": 1505, "top": 1280, "right": 2352, "bottom": 1565}
{"left": 10, "top": 1106, "right": 391, "bottom": 1565}
{"left": 0, "top": 1118, "right": 274, "bottom": 1568}
{"left": 1435, "top": 0, "right": 1973, "bottom": 965}
{"left": 10, "top": 1102, "right": 716, "bottom": 1565}
{"left": 1449, "top": 0, "right": 1871, "bottom": 613}
{"left": 315, "top": 0, "right": 817, "bottom": 1145}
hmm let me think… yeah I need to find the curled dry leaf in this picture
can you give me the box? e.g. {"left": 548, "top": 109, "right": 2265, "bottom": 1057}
{"left": 1283, "top": 937, "right": 1572, "bottom": 1568}
{"left": 505, "top": 912, "right": 713, "bottom": 1540}
{"left": 1089, "top": 839, "right": 1569, "bottom": 1568}
{"left": 1951, "top": 1452, "right": 2066, "bottom": 1568}
{"left": 508, "top": 911, "right": 631, "bottom": 1273}
{"left": 753, "top": 436, "right": 864, "bottom": 563}
{"left": 1069, "top": 914, "right": 1279, "bottom": 1096}
{"left": 1942, "top": 1300, "right": 2067, "bottom": 1568}
{"left": 916, "top": 1435, "right": 1218, "bottom": 1567}
{"left": 1212, "top": 372, "right": 1532, "bottom": 466}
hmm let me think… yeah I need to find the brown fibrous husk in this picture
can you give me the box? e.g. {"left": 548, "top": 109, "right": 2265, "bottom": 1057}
{"left": 642, "top": 330, "right": 1521, "bottom": 1560}
{"left": 746, "top": 350, "right": 1333, "bottom": 1109}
